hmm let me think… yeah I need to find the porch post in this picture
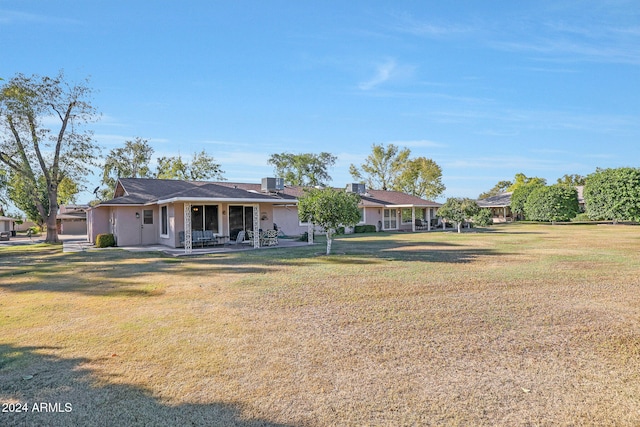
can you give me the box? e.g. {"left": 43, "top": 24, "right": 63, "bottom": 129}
{"left": 253, "top": 204, "right": 260, "bottom": 248}
{"left": 184, "top": 203, "right": 192, "bottom": 254}
{"left": 412, "top": 207, "right": 416, "bottom": 232}
{"left": 427, "top": 208, "right": 432, "bottom": 231}
{"left": 504, "top": 206, "right": 507, "bottom": 222}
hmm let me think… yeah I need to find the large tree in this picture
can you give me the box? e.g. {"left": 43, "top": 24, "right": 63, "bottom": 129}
{"left": 0, "top": 72, "right": 99, "bottom": 243}
{"left": 437, "top": 197, "right": 480, "bottom": 233}
{"left": 7, "top": 173, "right": 79, "bottom": 227}
{"left": 478, "top": 180, "right": 513, "bottom": 199}
{"left": 100, "top": 137, "right": 154, "bottom": 199}
{"left": 392, "top": 156, "right": 446, "bottom": 200}
{"left": 156, "top": 150, "right": 224, "bottom": 181}
{"left": 298, "top": 187, "right": 361, "bottom": 255}
{"left": 507, "top": 173, "right": 546, "bottom": 192}
{"left": 268, "top": 152, "right": 336, "bottom": 186}
{"left": 349, "top": 143, "right": 410, "bottom": 190}
{"left": 556, "top": 173, "right": 586, "bottom": 186}
{"left": 524, "top": 185, "right": 579, "bottom": 222}
{"left": 583, "top": 167, "right": 640, "bottom": 222}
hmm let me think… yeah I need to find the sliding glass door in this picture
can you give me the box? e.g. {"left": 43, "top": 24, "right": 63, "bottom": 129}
{"left": 229, "top": 205, "right": 254, "bottom": 236}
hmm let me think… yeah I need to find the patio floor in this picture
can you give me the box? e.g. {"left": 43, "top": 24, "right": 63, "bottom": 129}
{"left": 87, "top": 237, "right": 312, "bottom": 256}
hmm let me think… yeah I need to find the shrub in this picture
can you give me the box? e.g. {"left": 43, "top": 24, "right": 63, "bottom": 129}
{"left": 571, "top": 213, "right": 592, "bottom": 222}
{"left": 337, "top": 226, "right": 345, "bottom": 235}
{"left": 96, "top": 233, "right": 116, "bottom": 248}
{"left": 584, "top": 167, "right": 640, "bottom": 222}
{"left": 298, "top": 231, "right": 313, "bottom": 242}
{"left": 524, "top": 185, "right": 579, "bottom": 222}
{"left": 472, "top": 208, "right": 494, "bottom": 226}
{"left": 354, "top": 225, "right": 377, "bottom": 233}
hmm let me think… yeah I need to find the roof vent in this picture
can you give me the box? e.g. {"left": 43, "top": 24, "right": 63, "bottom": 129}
{"left": 346, "top": 183, "right": 366, "bottom": 194}
{"left": 262, "top": 177, "right": 285, "bottom": 193}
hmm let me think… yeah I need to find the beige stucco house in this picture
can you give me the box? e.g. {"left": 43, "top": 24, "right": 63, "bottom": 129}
{"left": 87, "top": 178, "right": 442, "bottom": 253}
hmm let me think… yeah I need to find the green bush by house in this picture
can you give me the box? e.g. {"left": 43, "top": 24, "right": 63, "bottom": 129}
{"left": 96, "top": 233, "right": 116, "bottom": 248}
{"left": 354, "top": 225, "right": 377, "bottom": 233}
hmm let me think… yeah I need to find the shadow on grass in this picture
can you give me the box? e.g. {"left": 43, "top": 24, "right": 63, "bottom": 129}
{"left": 294, "top": 237, "right": 512, "bottom": 264}
{"left": 0, "top": 249, "right": 276, "bottom": 296}
{"left": 0, "top": 235, "right": 514, "bottom": 295}
{"left": 0, "top": 343, "right": 292, "bottom": 427}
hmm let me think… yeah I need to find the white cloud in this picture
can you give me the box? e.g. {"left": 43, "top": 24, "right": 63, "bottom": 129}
{"left": 358, "top": 59, "right": 398, "bottom": 91}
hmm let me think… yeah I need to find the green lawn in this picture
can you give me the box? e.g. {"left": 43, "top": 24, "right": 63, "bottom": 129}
{"left": 1, "top": 224, "right": 640, "bottom": 426}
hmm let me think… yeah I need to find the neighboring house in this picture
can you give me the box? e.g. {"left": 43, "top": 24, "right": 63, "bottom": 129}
{"left": 477, "top": 186, "right": 585, "bottom": 222}
{"left": 87, "top": 178, "right": 442, "bottom": 251}
{"left": 477, "top": 192, "right": 514, "bottom": 222}
{"left": 57, "top": 205, "right": 88, "bottom": 235}
{"left": 0, "top": 215, "right": 18, "bottom": 235}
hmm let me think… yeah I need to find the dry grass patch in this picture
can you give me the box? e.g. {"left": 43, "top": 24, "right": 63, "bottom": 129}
{"left": 1, "top": 224, "right": 640, "bottom": 426}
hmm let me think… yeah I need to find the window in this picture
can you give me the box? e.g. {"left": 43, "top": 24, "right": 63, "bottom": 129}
{"left": 161, "top": 206, "right": 168, "bottom": 235}
{"left": 190, "top": 205, "right": 219, "bottom": 232}
{"left": 358, "top": 208, "right": 365, "bottom": 224}
{"left": 143, "top": 209, "right": 153, "bottom": 225}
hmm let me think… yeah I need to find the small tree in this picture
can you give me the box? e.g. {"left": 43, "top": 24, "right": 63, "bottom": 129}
{"left": 524, "top": 185, "right": 579, "bottom": 222}
{"left": 437, "top": 197, "right": 480, "bottom": 233}
{"left": 298, "top": 188, "right": 361, "bottom": 255}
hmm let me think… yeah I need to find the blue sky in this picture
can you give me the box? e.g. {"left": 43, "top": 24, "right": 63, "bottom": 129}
{"left": 2, "top": 1, "right": 639, "bottom": 204}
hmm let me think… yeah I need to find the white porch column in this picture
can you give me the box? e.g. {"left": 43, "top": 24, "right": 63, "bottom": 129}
{"left": 412, "top": 207, "right": 416, "bottom": 232}
{"left": 184, "top": 203, "right": 192, "bottom": 254}
{"left": 252, "top": 204, "right": 260, "bottom": 248}
{"left": 427, "top": 208, "right": 432, "bottom": 231}
{"left": 504, "top": 206, "right": 507, "bottom": 222}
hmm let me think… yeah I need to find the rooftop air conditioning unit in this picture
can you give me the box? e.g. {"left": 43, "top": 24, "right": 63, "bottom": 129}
{"left": 262, "top": 177, "right": 285, "bottom": 192}
{"left": 346, "top": 183, "right": 366, "bottom": 194}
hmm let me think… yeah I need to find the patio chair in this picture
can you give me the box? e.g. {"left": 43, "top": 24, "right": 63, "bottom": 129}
{"left": 232, "top": 230, "right": 245, "bottom": 245}
{"left": 245, "top": 230, "right": 255, "bottom": 245}
{"left": 261, "top": 229, "right": 278, "bottom": 246}
{"left": 203, "top": 230, "right": 216, "bottom": 245}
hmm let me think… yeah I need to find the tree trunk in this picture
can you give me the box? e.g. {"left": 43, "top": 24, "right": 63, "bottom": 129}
{"left": 457, "top": 222, "right": 462, "bottom": 233}
{"left": 45, "top": 214, "right": 59, "bottom": 243}
{"left": 326, "top": 230, "right": 333, "bottom": 255}
{"left": 45, "top": 185, "right": 59, "bottom": 244}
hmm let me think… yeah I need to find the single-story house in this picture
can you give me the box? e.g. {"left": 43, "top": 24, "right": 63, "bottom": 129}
{"left": 0, "top": 215, "right": 18, "bottom": 238}
{"left": 477, "top": 192, "right": 514, "bottom": 222}
{"left": 477, "top": 185, "right": 585, "bottom": 222}
{"left": 57, "top": 205, "right": 88, "bottom": 235}
{"left": 87, "top": 178, "right": 442, "bottom": 253}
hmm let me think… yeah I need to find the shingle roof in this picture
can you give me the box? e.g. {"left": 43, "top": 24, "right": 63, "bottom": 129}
{"left": 98, "top": 178, "right": 441, "bottom": 207}
{"left": 361, "top": 189, "right": 441, "bottom": 207}
{"left": 99, "top": 178, "right": 297, "bottom": 206}
{"left": 477, "top": 192, "right": 513, "bottom": 208}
